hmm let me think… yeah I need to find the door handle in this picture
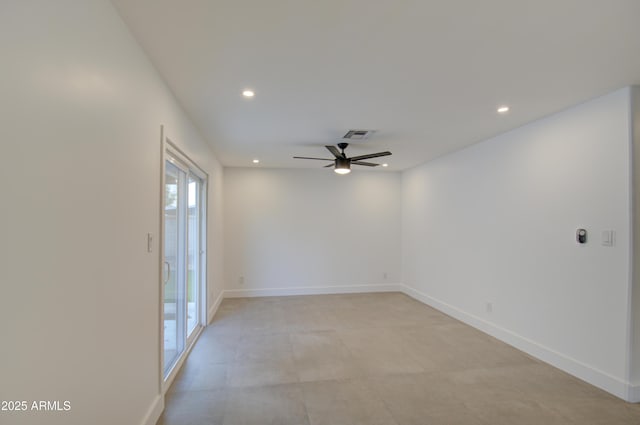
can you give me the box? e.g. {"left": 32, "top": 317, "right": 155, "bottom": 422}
{"left": 164, "top": 261, "right": 171, "bottom": 285}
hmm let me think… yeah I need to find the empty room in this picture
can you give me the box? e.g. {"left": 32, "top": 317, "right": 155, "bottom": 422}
{"left": 2, "top": 1, "right": 640, "bottom": 425}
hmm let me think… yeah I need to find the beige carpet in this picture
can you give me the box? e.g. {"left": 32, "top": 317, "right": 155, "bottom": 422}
{"left": 158, "top": 292, "right": 640, "bottom": 425}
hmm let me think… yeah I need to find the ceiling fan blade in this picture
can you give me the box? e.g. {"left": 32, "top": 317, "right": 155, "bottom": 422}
{"left": 352, "top": 161, "right": 379, "bottom": 167}
{"left": 323, "top": 163, "right": 334, "bottom": 168}
{"left": 325, "top": 145, "right": 343, "bottom": 158}
{"left": 349, "top": 151, "right": 392, "bottom": 161}
{"left": 293, "top": 156, "right": 334, "bottom": 161}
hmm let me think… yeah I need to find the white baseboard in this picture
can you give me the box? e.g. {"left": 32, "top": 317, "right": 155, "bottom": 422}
{"left": 223, "top": 283, "right": 402, "bottom": 298}
{"left": 399, "top": 284, "right": 635, "bottom": 402}
{"left": 208, "top": 290, "right": 225, "bottom": 324}
{"left": 140, "top": 394, "right": 164, "bottom": 425}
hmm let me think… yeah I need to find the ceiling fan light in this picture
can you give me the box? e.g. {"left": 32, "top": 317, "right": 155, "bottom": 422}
{"left": 334, "top": 157, "right": 351, "bottom": 174}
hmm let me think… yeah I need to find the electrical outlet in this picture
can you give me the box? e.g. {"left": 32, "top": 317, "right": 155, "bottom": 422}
{"left": 383, "top": 272, "right": 388, "bottom": 280}
{"left": 238, "top": 276, "right": 244, "bottom": 286}
{"left": 485, "top": 302, "right": 493, "bottom": 313}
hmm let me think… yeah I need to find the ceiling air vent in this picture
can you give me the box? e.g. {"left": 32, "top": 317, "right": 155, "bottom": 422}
{"left": 343, "top": 129, "right": 375, "bottom": 140}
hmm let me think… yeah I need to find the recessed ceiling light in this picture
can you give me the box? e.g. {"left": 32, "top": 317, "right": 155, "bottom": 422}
{"left": 497, "top": 105, "right": 510, "bottom": 114}
{"left": 382, "top": 163, "right": 388, "bottom": 167}
{"left": 252, "top": 159, "right": 260, "bottom": 164}
{"left": 242, "top": 90, "right": 255, "bottom": 98}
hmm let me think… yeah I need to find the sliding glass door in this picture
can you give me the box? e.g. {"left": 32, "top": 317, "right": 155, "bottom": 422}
{"left": 163, "top": 149, "right": 206, "bottom": 379}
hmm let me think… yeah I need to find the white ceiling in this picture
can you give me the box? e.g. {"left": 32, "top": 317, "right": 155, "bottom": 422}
{"left": 112, "top": 0, "right": 640, "bottom": 171}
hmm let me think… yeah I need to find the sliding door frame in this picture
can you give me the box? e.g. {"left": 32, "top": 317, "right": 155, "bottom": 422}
{"left": 159, "top": 126, "right": 208, "bottom": 392}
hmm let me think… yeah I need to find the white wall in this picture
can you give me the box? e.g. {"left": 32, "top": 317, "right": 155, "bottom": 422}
{"left": 0, "top": 1, "right": 223, "bottom": 425}
{"left": 224, "top": 168, "right": 401, "bottom": 294}
{"left": 631, "top": 85, "right": 640, "bottom": 398}
{"left": 402, "top": 88, "right": 633, "bottom": 399}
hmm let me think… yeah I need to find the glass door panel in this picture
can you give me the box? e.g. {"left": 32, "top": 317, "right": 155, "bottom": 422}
{"left": 164, "top": 161, "right": 186, "bottom": 376}
{"left": 187, "top": 175, "right": 200, "bottom": 338}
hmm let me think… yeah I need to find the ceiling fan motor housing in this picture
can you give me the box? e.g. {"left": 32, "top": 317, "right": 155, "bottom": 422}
{"left": 335, "top": 157, "right": 350, "bottom": 169}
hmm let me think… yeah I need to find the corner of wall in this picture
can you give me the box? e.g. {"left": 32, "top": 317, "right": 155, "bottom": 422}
{"left": 629, "top": 382, "right": 640, "bottom": 403}
{"left": 629, "top": 85, "right": 640, "bottom": 386}
{"left": 208, "top": 290, "right": 225, "bottom": 324}
{"left": 140, "top": 394, "right": 164, "bottom": 425}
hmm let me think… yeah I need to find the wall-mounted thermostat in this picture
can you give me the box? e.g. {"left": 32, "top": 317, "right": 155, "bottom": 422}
{"left": 576, "top": 228, "right": 587, "bottom": 244}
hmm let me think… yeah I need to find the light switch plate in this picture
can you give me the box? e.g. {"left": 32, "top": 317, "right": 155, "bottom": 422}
{"left": 602, "top": 230, "right": 615, "bottom": 247}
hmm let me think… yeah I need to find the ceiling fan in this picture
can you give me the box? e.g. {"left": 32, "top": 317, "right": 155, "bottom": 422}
{"left": 293, "top": 142, "right": 391, "bottom": 174}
